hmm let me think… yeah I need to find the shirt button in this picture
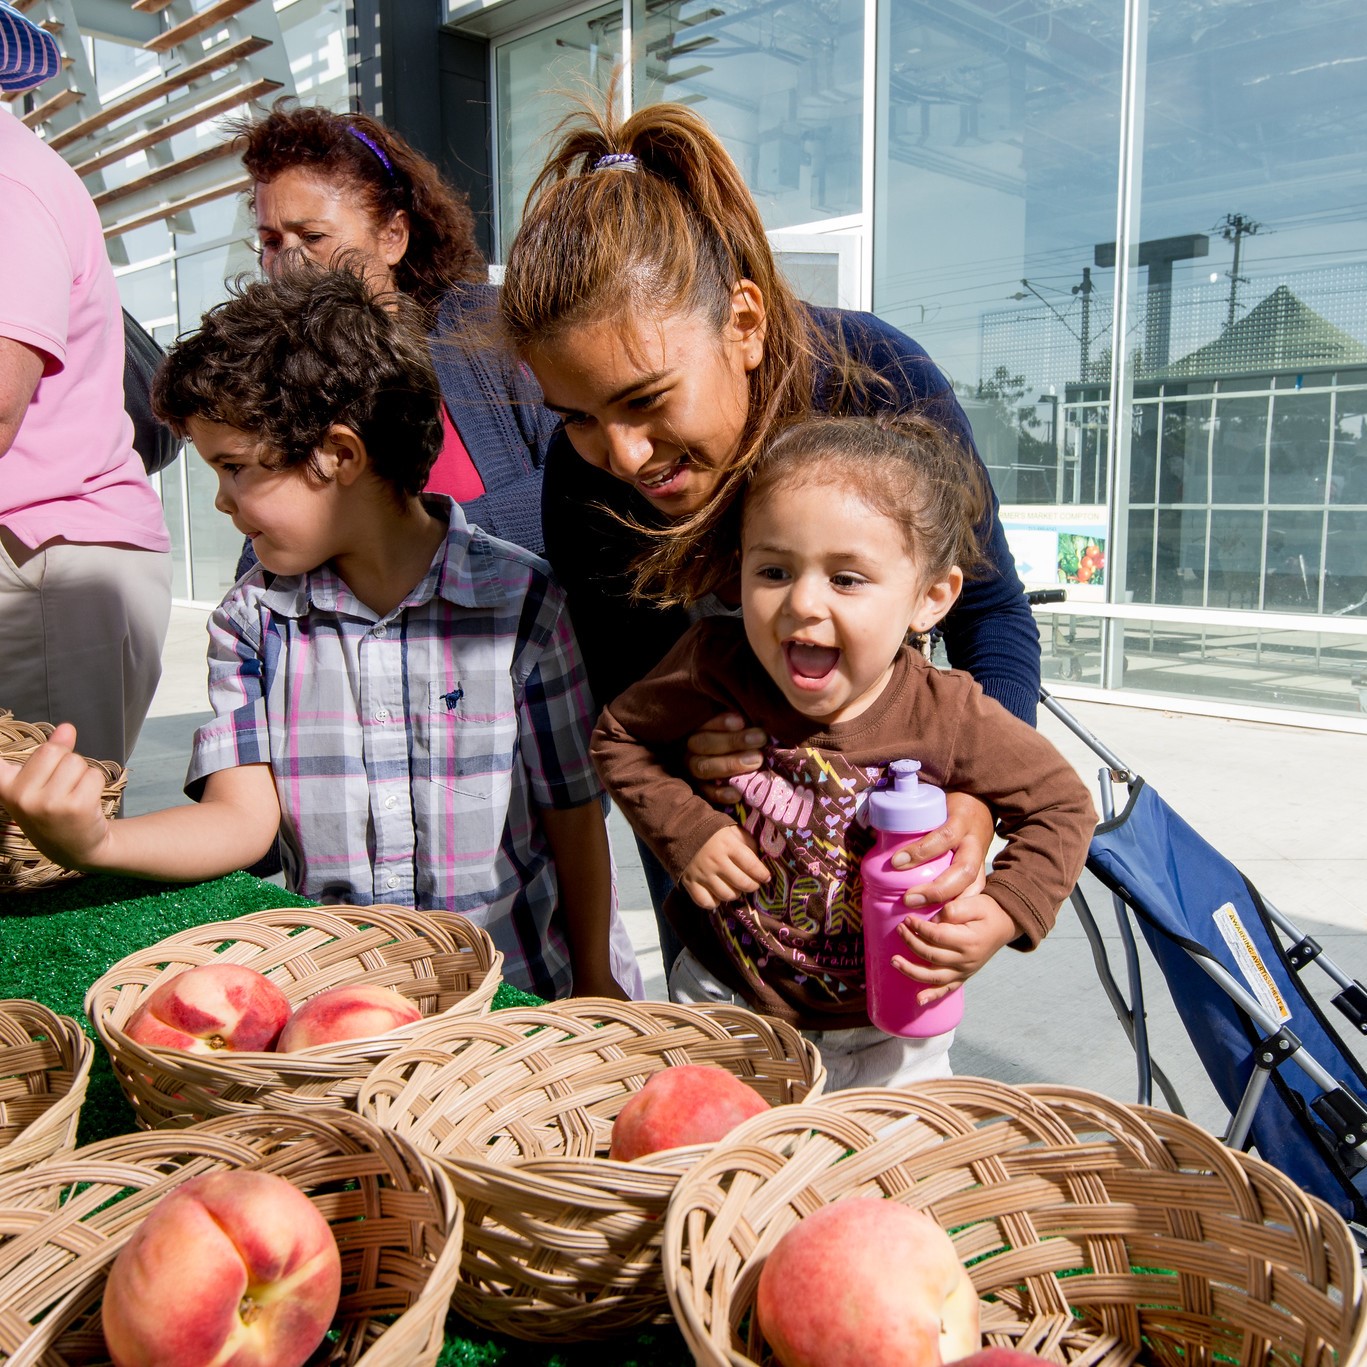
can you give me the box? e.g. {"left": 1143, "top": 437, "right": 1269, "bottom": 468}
{"left": 374, "top": 625, "right": 387, "bottom": 638}
{"left": 386, "top": 874, "right": 400, "bottom": 889}
{"left": 384, "top": 794, "right": 398, "bottom": 810}
{"left": 375, "top": 707, "right": 390, "bottom": 722}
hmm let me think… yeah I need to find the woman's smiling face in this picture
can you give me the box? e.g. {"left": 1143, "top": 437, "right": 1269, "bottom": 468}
{"left": 526, "top": 283, "right": 766, "bottom": 518}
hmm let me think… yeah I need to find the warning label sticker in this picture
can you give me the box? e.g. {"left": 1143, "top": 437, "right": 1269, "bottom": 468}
{"left": 1213, "top": 902, "right": 1291, "bottom": 1024}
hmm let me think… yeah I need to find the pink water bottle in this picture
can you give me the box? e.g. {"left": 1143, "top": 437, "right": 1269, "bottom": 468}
{"left": 860, "top": 759, "right": 963, "bottom": 1037}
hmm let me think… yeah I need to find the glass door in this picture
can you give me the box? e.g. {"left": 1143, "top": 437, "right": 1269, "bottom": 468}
{"left": 493, "top": 4, "right": 623, "bottom": 259}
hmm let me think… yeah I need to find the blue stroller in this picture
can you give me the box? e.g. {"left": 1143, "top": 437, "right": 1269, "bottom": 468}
{"left": 1026, "top": 593, "right": 1367, "bottom": 1242}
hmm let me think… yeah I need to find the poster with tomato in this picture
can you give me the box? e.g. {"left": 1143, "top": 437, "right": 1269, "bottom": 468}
{"left": 1058, "top": 533, "right": 1106, "bottom": 587}
{"left": 1000, "top": 506, "right": 1109, "bottom": 603}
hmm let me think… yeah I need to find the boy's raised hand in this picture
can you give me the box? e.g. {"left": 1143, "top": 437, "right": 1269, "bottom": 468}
{"left": 0, "top": 723, "right": 114, "bottom": 872}
{"left": 679, "top": 825, "right": 770, "bottom": 910}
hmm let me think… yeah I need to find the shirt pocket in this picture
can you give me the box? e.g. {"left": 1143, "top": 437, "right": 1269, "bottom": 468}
{"left": 419, "top": 679, "right": 517, "bottom": 814}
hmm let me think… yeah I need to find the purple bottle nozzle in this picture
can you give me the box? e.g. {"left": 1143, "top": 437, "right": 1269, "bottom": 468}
{"left": 867, "top": 759, "right": 947, "bottom": 833}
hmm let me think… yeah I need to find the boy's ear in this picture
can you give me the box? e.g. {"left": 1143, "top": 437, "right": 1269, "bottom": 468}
{"left": 910, "top": 567, "right": 964, "bottom": 634}
{"left": 318, "top": 425, "right": 370, "bottom": 485}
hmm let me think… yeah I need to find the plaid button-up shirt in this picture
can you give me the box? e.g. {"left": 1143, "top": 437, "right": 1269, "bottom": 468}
{"left": 187, "top": 499, "right": 603, "bottom": 999}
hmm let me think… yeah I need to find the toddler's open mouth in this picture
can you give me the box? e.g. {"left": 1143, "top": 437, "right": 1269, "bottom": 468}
{"left": 783, "top": 641, "right": 840, "bottom": 689}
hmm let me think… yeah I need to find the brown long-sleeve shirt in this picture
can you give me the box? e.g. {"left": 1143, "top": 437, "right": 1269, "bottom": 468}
{"left": 592, "top": 619, "right": 1095, "bottom": 1028}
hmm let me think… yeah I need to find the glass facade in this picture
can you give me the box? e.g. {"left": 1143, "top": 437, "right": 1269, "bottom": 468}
{"left": 866, "top": 0, "right": 1365, "bottom": 719}
{"left": 72, "top": 0, "right": 1364, "bottom": 722}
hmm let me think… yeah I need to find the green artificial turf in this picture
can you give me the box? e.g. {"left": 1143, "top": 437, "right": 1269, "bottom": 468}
{"left": 0, "top": 871, "right": 689, "bottom": 1366}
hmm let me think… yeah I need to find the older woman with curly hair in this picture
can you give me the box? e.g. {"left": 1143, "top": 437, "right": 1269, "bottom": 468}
{"left": 230, "top": 100, "right": 553, "bottom": 553}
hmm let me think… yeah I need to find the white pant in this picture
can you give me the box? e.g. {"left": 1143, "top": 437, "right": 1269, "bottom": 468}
{"left": 0, "top": 530, "right": 172, "bottom": 766}
{"left": 668, "top": 948, "right": 954, "bottom": 1090}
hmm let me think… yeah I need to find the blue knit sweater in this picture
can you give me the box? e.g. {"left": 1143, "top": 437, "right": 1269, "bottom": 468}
{"left": 541, "top": 306, "right": 1042, "bottom": 725}
{"left": 427, "top": 282, "right": 559, "bottom": 556}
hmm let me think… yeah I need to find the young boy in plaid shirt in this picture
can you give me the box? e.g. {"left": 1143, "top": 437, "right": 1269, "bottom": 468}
{"left": 0, "top": 263, "right": 639, "bottom": 1001}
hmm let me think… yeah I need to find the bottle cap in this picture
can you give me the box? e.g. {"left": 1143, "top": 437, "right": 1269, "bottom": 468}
{"left": 866, "top": 759, "right": 947, "bottom": 833}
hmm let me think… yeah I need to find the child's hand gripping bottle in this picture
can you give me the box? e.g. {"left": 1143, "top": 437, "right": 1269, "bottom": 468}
{"left": 860, "top": 759, "right": 964, "bottom": 1037}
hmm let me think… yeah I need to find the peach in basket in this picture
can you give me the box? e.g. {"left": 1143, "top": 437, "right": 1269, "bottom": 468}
{"left": 356, "top": 996, "right": 826, "bottom": 1342}
{"left": 85, "top": 904, "right": 501, "bottom": 1126}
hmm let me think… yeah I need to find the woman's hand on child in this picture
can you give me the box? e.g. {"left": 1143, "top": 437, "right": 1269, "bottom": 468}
{"left": 888, "top": 791, "right": 994, "bottom": 906}
{"left": 680, "top": 825, "right": 771, "bottom": 909}
{"left": 0, "top": 723, "right": 114, "bottom": 872}
{"left": 891, "top": 892, "right": 1019, "bottom": 1004}
{"left": 684, "top": 712, "right": 768, "bottom": 805}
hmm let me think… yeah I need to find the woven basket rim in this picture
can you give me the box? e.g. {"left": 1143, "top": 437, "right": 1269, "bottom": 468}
{"left": 0, "top": 711, "right": 127, "bottom": 891}
{"left": 0, "top": 1109, "right": 464, "bottom": 1367}
{"left": 0, "top": 999, "right": 95, "bottom": 1175}
{"left": 356, "top": 998, "right": 829, "bottom": 1343}
{"left": 661, "top": 1078, "right": 1367, "bottom": 1367}
{"left": 83, "top": 905, "right": 502, "bottom": 1124}
{"left": 359, "top": 995, "right": 827, "bottom": 1169}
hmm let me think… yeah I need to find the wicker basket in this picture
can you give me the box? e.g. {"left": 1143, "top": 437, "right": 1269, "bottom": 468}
{"left": 0, "top": 1108, "right": 463, "bottom": 1366}
{"left": 357, "top": 996, "right": 827, "bottom": 1342}
{"left": 0, "top": 999, "right": 94, "bottom": 1183}
{"left": 662, "top": 1077, "right": 1367, "bottom": 1367}
{"left": 85, "top": 904, "right": 502, "bottom": 1127}
{"left": 0, "top": 710, "right": 126, "bottom": 893}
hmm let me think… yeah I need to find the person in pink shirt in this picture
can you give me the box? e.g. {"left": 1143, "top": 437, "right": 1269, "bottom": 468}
{"left": 0, "top": 2, "right": 171, "bottom": 765}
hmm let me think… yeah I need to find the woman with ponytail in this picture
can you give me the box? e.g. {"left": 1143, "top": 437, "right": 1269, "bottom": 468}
{"left": 500, "top": 99, "right": 1041, "bottom": 968}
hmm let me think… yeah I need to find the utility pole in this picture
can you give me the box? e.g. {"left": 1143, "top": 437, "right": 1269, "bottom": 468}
{"left": 1216, "top": 212, "right": 1261, "bottom": 331}
{"left": 1072, "top": 266, "right": 1093, "bottom": 382}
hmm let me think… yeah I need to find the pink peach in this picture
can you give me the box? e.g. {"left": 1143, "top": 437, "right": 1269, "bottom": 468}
{"left": 102, "top": 1169, "right": 342, "bottom": 1367}
{"left": 609, "top": 1063, "right": 770, "bottom": 1161}
{"left": 276, "top": 983, "right": 422, "bottom": 1052}
{"left": 756, "top": 1198, "right": 980, "bottom": 1367}
{"left": 125, "top": 963, "right": 291, "bottom": 1054}
{"left": 950, "top": 1351, "right": 1055, "bottom": 1365}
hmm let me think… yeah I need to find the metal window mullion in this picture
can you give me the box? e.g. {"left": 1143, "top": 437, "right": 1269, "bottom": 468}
{"left": 1101, "top": 0, "right": 1149, "bottom": 689}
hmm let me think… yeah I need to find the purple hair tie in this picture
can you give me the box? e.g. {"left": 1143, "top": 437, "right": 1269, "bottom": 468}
{"left": 591, "top": 151, "right": 639, "bottom": 173}
{"left": 347, "top": 125, "right": 395, "bottom": 178}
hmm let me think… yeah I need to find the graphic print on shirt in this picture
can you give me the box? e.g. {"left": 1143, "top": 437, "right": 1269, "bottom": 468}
{"left": 717, "top": 745, "right": 884, "bottom": 1011}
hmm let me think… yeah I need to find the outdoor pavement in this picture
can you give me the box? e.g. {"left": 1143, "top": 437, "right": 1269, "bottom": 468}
{"left": 126, "top": 605, "right": 1367, "bottom": 1137}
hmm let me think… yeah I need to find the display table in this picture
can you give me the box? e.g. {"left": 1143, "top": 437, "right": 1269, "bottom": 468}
{"left": 0, "top": 871, "right": 691, "bottom": 1367}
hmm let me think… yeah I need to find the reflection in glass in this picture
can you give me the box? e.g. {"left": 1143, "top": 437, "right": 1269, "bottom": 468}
{"left": 1207, "top": 509, "right": 1264, "bottom": 610}
{"left": 1158, "top": 397, "right": 1211, "bottom": 504}
{"left": 1263, "top": 510, "right": 1324, "bottom": 613}
{"left": 1268, "top": 391, "right": 1331, "bottom": 505}
{"left": 1210, "top": 395, "right": 1268, "bottom": 505}
{"left": 635, "top": 0, "right": 863, "bottom": 231}
{"left": 1121, "top": 620, "right": 1366, "bottom": 717}
{"left": 1155, "top": 507, "right": 1206, "bottom": 607}
{"left": 494, "top": 5, "right": 620, "bottom": 259}
{"left": 874, "top": 0, "right": 1124, "bottom": 499}
{"left": 1325, "top": 512, "right": 1367, "bottom": 616}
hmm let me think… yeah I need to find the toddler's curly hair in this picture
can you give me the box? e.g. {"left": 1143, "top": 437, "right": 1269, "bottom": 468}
{"left": 152, "top": 260, "right": 442, "bottom": 500}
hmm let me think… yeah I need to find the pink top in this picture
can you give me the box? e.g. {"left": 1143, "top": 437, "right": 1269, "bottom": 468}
{"left": 0, "top": 110, "right": 168, "bottom": 552}
{"left": 426, "top": 401, "right": 487, "bottom": 502}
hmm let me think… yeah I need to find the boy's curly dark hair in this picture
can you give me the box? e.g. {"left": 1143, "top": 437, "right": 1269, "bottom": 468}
{"left": 229, "top": 99, "right": 485, "bottom": 316}
{"left": 152, "top": 260, "right": 442, "bottom": 500}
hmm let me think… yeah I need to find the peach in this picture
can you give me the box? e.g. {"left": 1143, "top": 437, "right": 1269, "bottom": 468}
{"left": 125, "top": 964, "right": 291, "bottom": 1053}
{"left": 949, "top": 1351, "right": 1054, "bottom": 1365}
{"left": 608, "top": 1063, "right": 769, "bottom": 1161}
{"left": 276, "top": 983, "right": 422, "bottom": 1052}
{"left": 102, "top": 1169, "right": 342, "bottom": 1367}
{"left": 756, "top": 1198, "right": 980, "bottom": 1367}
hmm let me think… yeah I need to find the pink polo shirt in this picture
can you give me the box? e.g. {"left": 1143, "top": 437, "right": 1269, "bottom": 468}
{"left": 0, "top": 109, "right": 168, "bottom": 553}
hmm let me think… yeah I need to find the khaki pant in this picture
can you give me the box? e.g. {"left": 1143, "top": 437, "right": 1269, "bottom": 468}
{"left": 669, "top": 948, "right": 955, "bottom": 1091}
{"left": 0, "top": 528, "right": 172, "bottom": 766}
